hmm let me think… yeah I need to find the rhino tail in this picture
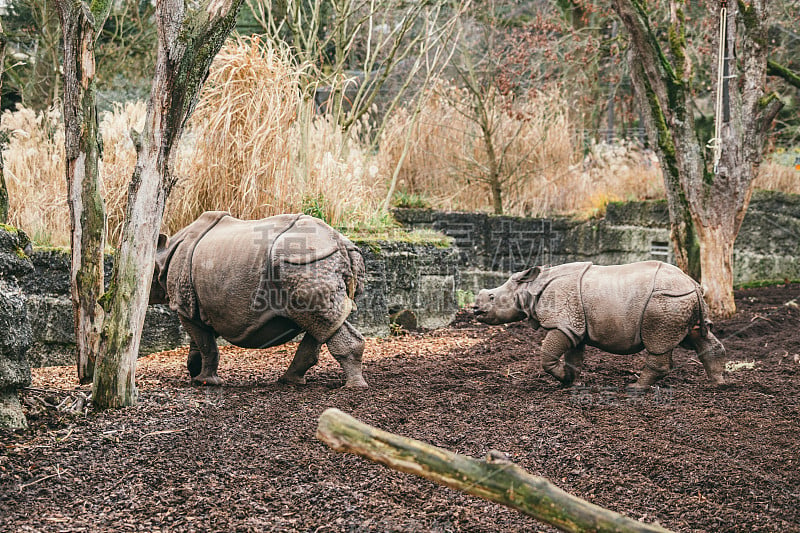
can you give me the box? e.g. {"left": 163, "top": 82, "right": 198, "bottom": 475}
{"left": 346, "top": 246, "right": 366, "bottom": 299}
{"left": 695, "top": 285, "right": 711, "bottom": 337}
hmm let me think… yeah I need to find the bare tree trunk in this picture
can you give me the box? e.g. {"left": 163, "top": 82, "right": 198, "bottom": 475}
{"left": 55, "top": 1, "right": 112, "bottom": 384}
{"left": 695, "top": 222, "right": 737, "bottom": 317}
{"left": 93, "top": 0, "right": 244, "bottom": 409}
{"left": 490, "top": 175, "right": 503, "bottom": 215}
{"left": 317, "top": 408, "right": 673, "bottom": 533}
{"left": 613, "top": 0, "right": 773, "bottom": 318}
{"left": 475, "top": 95, "right": 503, "bottom": 215}
{"left": 483, "top": 125, "right": 503, "bottom": 215}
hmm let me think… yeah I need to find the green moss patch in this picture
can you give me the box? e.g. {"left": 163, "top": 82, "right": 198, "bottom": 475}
{"left": 735, "top": 279, "right": 800, "bottom": 290}
{"left": 347, "top": 228, "right": 452, "bottom": 249}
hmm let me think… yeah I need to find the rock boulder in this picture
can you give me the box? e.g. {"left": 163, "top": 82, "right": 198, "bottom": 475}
{"left": 0, "top": 225, "right": 33, "bottom": 429}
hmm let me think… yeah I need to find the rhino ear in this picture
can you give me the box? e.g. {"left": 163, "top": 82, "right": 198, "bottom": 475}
{"left": 512, "top": 266, "right": 541, "bottom": 283}
{"left": 157, "top": 233, "right": 168, "bottom": 251}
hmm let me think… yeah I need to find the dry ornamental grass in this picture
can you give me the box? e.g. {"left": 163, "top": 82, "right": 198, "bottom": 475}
{"left": 2, "top": 36, "right": 797, "bottom": 246}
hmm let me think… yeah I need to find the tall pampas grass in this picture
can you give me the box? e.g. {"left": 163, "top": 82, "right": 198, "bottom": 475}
{"left": 2, "top": 36, "right": 386, "bottom": 246}
{"left": 165, "top": 35, "right": 384, "bottom": 232}
{"left": 2, "top": 106, "right": 68, "bottom": 245}
{"left": 166, "top": 36, "right": 301, "bottom": 229}
{"left": 2, "top": 101, "right": 152, "bottom": 246}
{"left": 1, "top": 35, "right": 795, "bottom": 247}
{"left": 99, "top": 100, "right": 148, "bottom": 245}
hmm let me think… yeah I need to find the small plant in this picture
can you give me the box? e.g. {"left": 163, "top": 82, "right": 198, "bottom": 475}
{"left": 456, "top": 289, "right": 475, "bottom": 308}
{"left": 389, "top": 321, "right": 406, "bottom": 336}
{"left": 392, "top": 190, "right": 431, "bottom": 209}
{"left": 577, "top": 191, "right": 621, "bottom": 220}
{"left": 340, "top": 211, "right": 400, "bottom": 234}
{"left": 0, "top": 222, "right": 18, "bottom": 234}
{"left": 301, "top": 194, "right": 329, "bottom": 223}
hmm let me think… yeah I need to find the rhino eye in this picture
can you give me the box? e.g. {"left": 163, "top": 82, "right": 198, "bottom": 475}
{"left": 489, "top": 294, "right": 495, "bottom": 301}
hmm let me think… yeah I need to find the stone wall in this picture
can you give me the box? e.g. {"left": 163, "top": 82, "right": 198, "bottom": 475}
{"left": 349, "top": 240, "right": 459, "bottom": 335}
{"left": 729, "top": 191, "right": 800, "bottom": 282}
{"left": 8, "top": 190, "right": 799, "bottom": 368}
{"left": 19, "top": 250, "right": 188, "bottom": 367}
{"left": 394, "top": 190, "right": 800, "bottom": 294}
{"left": 19, "top": 240, "right": 460, "bottom": 367}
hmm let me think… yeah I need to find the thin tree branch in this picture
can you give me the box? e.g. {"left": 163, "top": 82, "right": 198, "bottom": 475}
{"left": 317, "top": 408, "right": 673, "bottom": 533}
{"left": 767, "top": 59, "right": 800, "bottom": 90}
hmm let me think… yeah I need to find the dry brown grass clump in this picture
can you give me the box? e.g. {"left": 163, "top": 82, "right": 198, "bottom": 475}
{"left": 571, "top": 141, "right": 664, "bottom": 217}
{"left": 2, "top": 101, "right": 150, "bottom": 247}
{"left": 755, "top": 161, "right": 800, "bottom": 194}
{"left": 165, "top": 36, "right": 383, "bottom": 233}
{"left": 99, "top": 101, "right": 148, "bottom": 245}
{"left": 165, "top": 36, "right": 301, "bottom": 230}
{"left": 1, "top": 37, "right": 795, "bottom": 246}
{"left": 379, "top": 82, "right": 664, "bottom": 217}
{"left": 3, "top": 37, "right": 385, "bottom": 246}
{"left": 3, "top": 106, "right": 68, "bottom": 245}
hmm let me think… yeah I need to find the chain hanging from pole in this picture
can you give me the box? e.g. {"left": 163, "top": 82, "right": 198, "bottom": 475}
{"left": 708, "top": 0, "right": 728, "bottom": 175}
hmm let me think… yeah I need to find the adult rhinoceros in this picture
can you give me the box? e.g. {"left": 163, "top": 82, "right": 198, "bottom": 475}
{"left": 473, "top": 261, "right": 727, "bottom": 390}
{"left": 149, "top": 211, "right": 368, "bottom": 388}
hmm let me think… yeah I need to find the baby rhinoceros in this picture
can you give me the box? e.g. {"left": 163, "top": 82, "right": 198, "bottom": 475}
{"left": 149, "top": 211, "right": 368, "bottom": 388}
{"left": 473, "top": 261, "right": 727, "bottom": 390}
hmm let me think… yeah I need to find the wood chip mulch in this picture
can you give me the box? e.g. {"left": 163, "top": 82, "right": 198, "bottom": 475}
{"left": 2, "top": 284, "right": 799, "bottom": 532}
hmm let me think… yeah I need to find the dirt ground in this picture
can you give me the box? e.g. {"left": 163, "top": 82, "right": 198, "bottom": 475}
{"left": 2, "top": 284, "right": 799, "bottom": 532}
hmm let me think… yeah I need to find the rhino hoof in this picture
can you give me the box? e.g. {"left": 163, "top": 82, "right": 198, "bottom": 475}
{"left": 710, "top": 376, "right": 729, "bottom": 388}
{"left": 192, "top": 375, "right": 223, "bottom": 386}
{"left": 345, "top": 378, "right": 369, "bottom": 389}
{"left": 625, "top": 383, "right": 650, "bottom": 394}
{"left": 278, "top": 374, "right": 307, "bottom": 386}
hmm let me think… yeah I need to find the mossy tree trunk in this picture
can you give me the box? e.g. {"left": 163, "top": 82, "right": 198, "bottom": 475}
{"left": 0, "top": 18, "right": 8, "bottom": 225}
{"left": 0, "top": 152, "right": 7, "bottom": 223}
{"left": 613, "top": 0, "right": 777, "bottom": 319}
{"left": 93, "top": 0, "right": 244, "bottom": 409}
{"left": 55, "top": 1, "right": 113, "bottom": 384}
{"left": 317, "top": 408, "right": 673, "bottom": 533}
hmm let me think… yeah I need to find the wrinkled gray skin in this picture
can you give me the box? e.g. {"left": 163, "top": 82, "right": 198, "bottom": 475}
{"left": 149, "top": 211, "right": 368, "bottom": 388}
{"left": 474, "top": 261, "right": 727, "bottom": 390}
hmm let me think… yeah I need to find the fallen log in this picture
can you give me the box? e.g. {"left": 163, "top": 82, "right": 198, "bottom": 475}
{"left": 316, "top": 408, "right": 672, "bottom": 533}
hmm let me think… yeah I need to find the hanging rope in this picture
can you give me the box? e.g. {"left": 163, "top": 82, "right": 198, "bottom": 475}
{"left": 709, "top": 1, "right": 728, "bottom": 175}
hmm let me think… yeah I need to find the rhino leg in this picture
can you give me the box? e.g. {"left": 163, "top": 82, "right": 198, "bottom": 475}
{"left": 629, "top": 350, "right": 673, "bottom": 391}
{"left": 279, "top": 334, "right": 321, "bottom": 385}
{"left": 187, "top": 340, "right": 202, "bottom": 378}
{"left": 564, "top": 345, "right": 585, "bottom": 385}
{"left": 540, "top": 330, "right": 578, "bottom": 386}
{"left": 684, "top": 329, "right": 727, "bottom": 386}
{"left": 179, "top": 317, "right": 222, "bottom": 386}
{"left": 326, "top": 321, "right": 368, "bottom": 388}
